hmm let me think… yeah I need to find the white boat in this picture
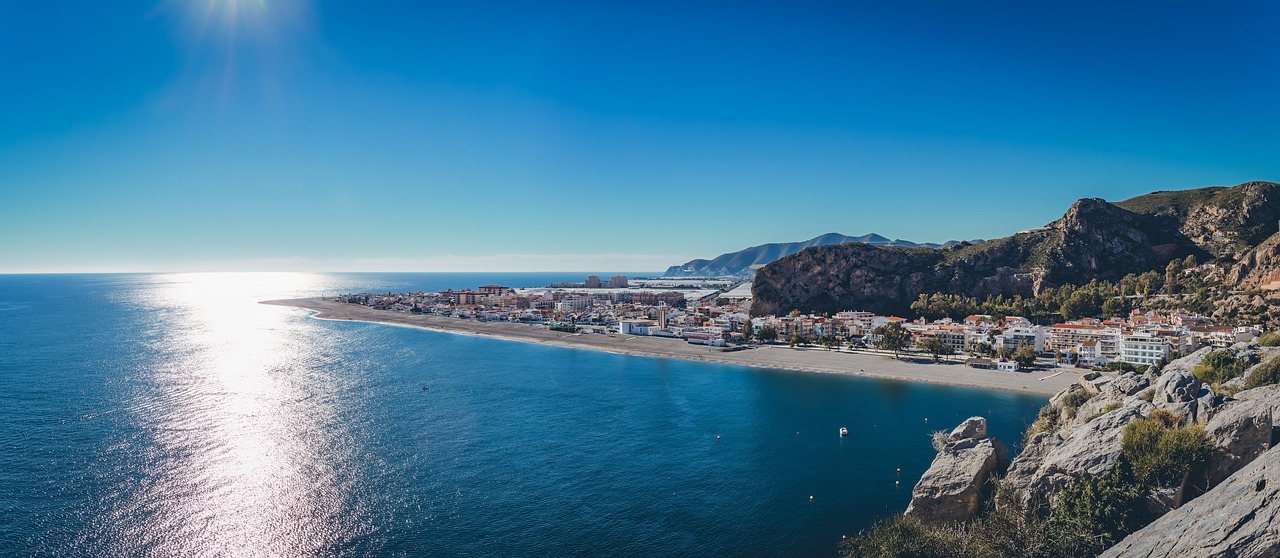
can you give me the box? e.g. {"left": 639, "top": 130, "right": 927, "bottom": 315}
{"left": 839, "top": 427, "right": 848, "bottom": 437}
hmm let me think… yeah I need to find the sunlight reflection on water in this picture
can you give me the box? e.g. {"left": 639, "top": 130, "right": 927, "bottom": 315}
{"left": 89, "top": 273, "right": 374, "bottom": 556}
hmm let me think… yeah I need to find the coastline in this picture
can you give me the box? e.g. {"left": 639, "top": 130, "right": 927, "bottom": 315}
{"left": 261, "top": 297, "right": 1079, "bottom": 396}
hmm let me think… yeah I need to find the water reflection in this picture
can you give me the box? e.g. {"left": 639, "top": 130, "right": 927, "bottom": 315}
{"left": 89, "top": 273, "right": 372, "bottom": 556}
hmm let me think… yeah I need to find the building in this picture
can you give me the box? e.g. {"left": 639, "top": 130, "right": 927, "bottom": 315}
{"left": 618, "top": 320, "right": 656, "bottom": 335}
{"left": 1118, "top": 333, "right": 1172, "bottom": 367}
{"left": 585, "top": 275, "right": 603, "bottom": 288}
{"left": 998, "top": 326, "right": 1045, "bottom": 353}
{"left": 607, "top": 275, "right": 629, "bottom": 288}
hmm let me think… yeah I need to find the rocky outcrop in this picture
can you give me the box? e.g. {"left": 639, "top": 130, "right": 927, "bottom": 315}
{"left": 905, "top": 417, "right": 1009, "bottom": 524}
{"left": 1151, "top": 368, "right": 1219, "bottom": 424}
{"left": 1100, "top": 443, "right": 1280, "bottom": 557}
{"left": 1204, "top": 394, "right": 1277, "bottom": 486}
{"left": 1003, "top": 398, "right": 1154, "bottom": 508}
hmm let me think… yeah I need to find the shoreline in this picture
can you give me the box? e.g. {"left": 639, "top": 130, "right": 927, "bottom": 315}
{"left": 261, "top": 297, "right": 1079, "bottom": 397}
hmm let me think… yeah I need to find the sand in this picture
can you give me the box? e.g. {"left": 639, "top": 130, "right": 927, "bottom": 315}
{"left": 261, "top": 298, "right": 1079, "bottom": 397}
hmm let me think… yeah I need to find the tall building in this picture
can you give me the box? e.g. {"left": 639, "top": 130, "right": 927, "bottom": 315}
{"left": 607, "top": 275, "right": 629, "bottom": 288}
{"left": 585, "top": 275, "right": 603, "bottom": 288}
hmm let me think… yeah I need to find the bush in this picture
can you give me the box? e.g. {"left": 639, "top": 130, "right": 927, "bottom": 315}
{"left": 1259, "top": 331, "right": 1280, "bottom": 347}
{"left": 1051, "top": 463, "right": 1146, "bottom": 554}
{"left": 1193, "top": 350, "right": 1252, "bottom": 384}
{"left": 1059, "top": 390, "right": 1095, "bottom": 419}
{"left": 1120, "top": 412, "right": 1210, "bottom": 487}
{"left": 1025, "top": 404, "right": 1063, "bottom": 444}
{"left": 1245, "top": 354, "right": 1280, "bottom": 389}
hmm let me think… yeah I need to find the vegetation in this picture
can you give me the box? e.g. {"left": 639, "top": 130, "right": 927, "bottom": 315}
{"left": 756, "top": 326, "right": 778, "bottom": 343}
{"left": 845, "top": 407, "right": 1212, "bottom": 558}
{"left": 1012, "top": 345, "right": 1038, "bottom": 368}
{"left": 740, "top": 319, "right": 752, "bottom": 341}
{"left": 1059, "top": 390, "right": 1095, "bottom": 420}
{"left": 1245, "top": 354, "right": 1280, "bottom": 389}
{"left": 1192, "top": 350, "right": 1257, "bottom": 385}
{"left": 1101, "top": 361, "right": 1149, "bottom": 374}
{"left": 1259, "top": 331, "right": 1280, "bottom": 347}
{"left": 873, "top": 322, "right": 912, "bottom": 359}
{"left": 921, "top": 337, "right": 954, "bottom": 361}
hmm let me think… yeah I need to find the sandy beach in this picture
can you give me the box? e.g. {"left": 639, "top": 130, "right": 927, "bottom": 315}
{"left": 262, "top": 298, "right": 1079, "bottom": 396}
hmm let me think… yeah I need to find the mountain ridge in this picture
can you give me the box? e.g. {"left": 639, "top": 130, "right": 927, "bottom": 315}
{"left": 751, "top": 181, "right": 1280, "bottom": 325}
{"left": 663, "top": 233, "right": 975, "bottom": 278}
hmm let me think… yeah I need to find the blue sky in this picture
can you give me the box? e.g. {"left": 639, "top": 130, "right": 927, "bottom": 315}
{"left": 2, "top": 1, "right": 1277, "bottom": 272}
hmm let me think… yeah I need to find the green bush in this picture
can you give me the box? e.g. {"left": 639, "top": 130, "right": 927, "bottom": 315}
{"left": 1059, "top": 390, "right": 1095, "bottom": 419}
{"left": 1120, "top": 412, "right": 1210, "bottom": 487}
{"left": 1245, "top": 354, "right": 1280, "bottom": 389}
{"left": 1193, "top": 350, "right": 1253, "bottom": 384}
{"left": 1051, "top": 464, "right": 1145, "bottom": 553}
{"left": 1259, "top": 331, "right": 1280, "bottom": 347}
{"left": 1025, "top": 404, "right": 1063, "bottom": 444}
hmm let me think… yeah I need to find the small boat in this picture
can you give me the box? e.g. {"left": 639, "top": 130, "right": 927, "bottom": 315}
{"left": 421, "top": 386, "right": 430, "bottom": 392}
{"left": 839, "top": 427, "right": 848, "bottom": 437}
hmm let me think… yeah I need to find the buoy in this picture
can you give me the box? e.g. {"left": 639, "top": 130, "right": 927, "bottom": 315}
{"left": 896, "top": 468, "right": 901, "bottom": 474}
{"left": 716, "top": 435, "right": 721, "bottom": 440}
{"left": 810, "top": 495, "right": 814, "bottom": 501}
{"left": 895, "top": 480, "right": 900, "bottom": 485}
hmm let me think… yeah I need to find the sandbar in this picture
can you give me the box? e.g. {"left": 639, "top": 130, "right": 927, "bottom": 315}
{"left": 262, "top": 298, "right": 1079, "bottom": 397}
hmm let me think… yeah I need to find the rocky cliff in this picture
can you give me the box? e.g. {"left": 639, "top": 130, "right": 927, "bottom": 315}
{"left": 752, "top": 181, "right": 1280, "bottom": 318}
{"left": 899, "top": 345, "right": 1280, "bottom": 556}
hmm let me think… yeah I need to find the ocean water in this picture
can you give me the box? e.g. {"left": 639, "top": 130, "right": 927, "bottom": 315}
{"left": 0, "top": 273, "right": 1047, "bottom": 557}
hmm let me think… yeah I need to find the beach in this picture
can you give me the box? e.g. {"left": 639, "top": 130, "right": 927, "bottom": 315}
{"left": 262, "top": 297, "right": 1080, "bottom": 396}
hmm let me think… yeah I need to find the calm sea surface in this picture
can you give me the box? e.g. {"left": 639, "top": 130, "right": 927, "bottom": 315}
{"left": 0, "top": 273, "right": 1046, "bottom": 557}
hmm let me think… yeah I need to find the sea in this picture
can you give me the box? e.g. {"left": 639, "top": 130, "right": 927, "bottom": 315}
{"left": 0, "top": 272, "right": 1047, "bottom": 557}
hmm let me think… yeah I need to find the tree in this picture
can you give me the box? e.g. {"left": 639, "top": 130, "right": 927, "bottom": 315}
{"left": 741, "top": 319, "right": 753, "bottom": 341}
{"left": 872, "top": 322, "right": 911, "bottom": 359}
{"left": 1012, "top": 343, "right": 1038, "bottom": 369}
{"left": 819, "top": 334, "right": 842, "bottom": 351}
{"left": 756, "top": 326, "right": 778, "bottom": 343}
{"left": 920, "top": 336, "right": 952, "bottom": 362}
{"left": 1102, "top": 297, "right": 1128, "bottom": 319}
{"left": 789, "top": 309, "right": 801, "bottom": 318}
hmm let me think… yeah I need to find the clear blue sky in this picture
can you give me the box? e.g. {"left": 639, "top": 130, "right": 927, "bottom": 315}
{"left": 2, "top": 1, "right": 1277, "bottom": 272}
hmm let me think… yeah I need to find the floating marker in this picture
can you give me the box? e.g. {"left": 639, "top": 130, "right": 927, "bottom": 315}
{"left": 895, "top": 480, "right": 900, "bottom": 485}
{"left": 896, "top": 468, "right": 901, "bottom": 474}
{"left": 810, "top": 495, "right": 814, "bottom": 501}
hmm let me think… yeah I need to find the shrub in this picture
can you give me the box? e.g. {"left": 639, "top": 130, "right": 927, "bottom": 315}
{"left": 1025, "top": 404, "right": 1063, "bottom": 444}
{"left": 1051, "top": 463, "right": 1146, "bottom": 554}
{"left": 1259, "top": 331, "right": 1280, "bottom": 347}
{"left": 1245, "top": 354, "right": 1280, "bottom": 389}
{"left": 1120, "top": 412, "right": 1210, "bottom": 487}
{"left": 931, "top": 430, "right": 951, "bottom": 452}
{"left": 1059, "top": 390, "right": 1095, "bottom": 419}
{"left": 1194, "top": 350, "right": 1253, "bottom": 384}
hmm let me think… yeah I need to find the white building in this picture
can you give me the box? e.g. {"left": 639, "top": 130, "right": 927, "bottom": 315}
{"left": 1118, "top": 333, "right": 1172, "bottom": 367}
{"left": 618, "top": 320, "right": 656, "bottom": 335}
{"left": 998, "top": 326, "right": 1045, "bottom": 353}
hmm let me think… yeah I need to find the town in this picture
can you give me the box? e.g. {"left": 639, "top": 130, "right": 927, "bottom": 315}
{"left": 336, "top": 275, "right": 1264, "bottom": 372}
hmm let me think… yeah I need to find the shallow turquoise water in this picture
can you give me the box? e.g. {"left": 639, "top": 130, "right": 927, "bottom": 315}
{"left": 0, "top": 273, "right": 1045, "bottom": 556}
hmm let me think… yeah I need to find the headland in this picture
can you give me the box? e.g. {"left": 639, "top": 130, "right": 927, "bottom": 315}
{"left": 262, "top": 297, "right": 1079, "bottom": 396}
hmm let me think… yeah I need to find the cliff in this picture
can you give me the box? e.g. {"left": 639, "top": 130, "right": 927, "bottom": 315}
{"left": 753, "top": 181, "right": 1280, "bottom": 318}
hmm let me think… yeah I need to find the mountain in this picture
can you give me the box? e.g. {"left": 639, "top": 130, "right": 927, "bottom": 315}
{"left": 663, "top": 233, "right": 972, "bottom": 278}
{"left": 751, "top": 181, "right": 1280, "bottom": 320}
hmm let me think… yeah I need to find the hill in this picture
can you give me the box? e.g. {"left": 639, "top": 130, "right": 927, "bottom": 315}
{"left": 751, "top": 181, "right": 1280, "bottom": 323}
{"left": 663, "top": 233, "right": 970, "bottom": 278}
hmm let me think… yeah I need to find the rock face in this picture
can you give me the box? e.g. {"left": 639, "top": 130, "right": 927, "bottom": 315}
{"left": 1151, "top": 368, "right": 1220, "bottom": 424}
{"left": 1100, "top": 444, "right": 1280, "bottom": 558}
{"left": 905, "top": 417, "right": 1009, "bottom": 524}
{"left": 1003, "top": 398, "right": 1154, "bottom": 508}
{"left": 1204, "top": 395, "right": 1276, "bottom": 485}
{"left": 751, "top": 180, "right": 1280, "bottom": 318}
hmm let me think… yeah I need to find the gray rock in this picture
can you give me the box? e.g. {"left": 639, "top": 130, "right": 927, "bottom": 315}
{"left": 1003, "top": 398, "right": 1153, "bottom": 508}
{"left": 1108, "top": 372, "right": 1151, "bottom": 398}
{"left": 1205, "top": 397, "right": 1274, "bottom": 485}
{"left": 905, "top": 436, "right": 1009, "bottom": 524}
{"left": 1101, "top": 444, "right": 1280, "bottom": 557}
{"left": 949, "top": 416, "right": 987, "bottom": 441}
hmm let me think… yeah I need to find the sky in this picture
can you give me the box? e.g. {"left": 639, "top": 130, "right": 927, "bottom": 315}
{"left": 2, "top": 1, "right": 1278, "bottom": 273}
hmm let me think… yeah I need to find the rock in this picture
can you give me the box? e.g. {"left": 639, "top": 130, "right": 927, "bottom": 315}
{"left": 1204, "top": 397, "right": 1275, "bottom": 486}
{"left": 905, "top": 435, "right": 1009, "bottom": 524}
{"left": 1107, "top": 372, "right": 1151, "bottom": 398}
{"left": 1101, "top": 444, "right": 1280, "bottom": 557}
{"left": 1142, "top": 486, "right": 1183, "bottom": 518}
{"left": 1003, "top": 398, "right": 1153, "bottom": 508}
{"left": 1050, "top": 383, "right": 1088, "bottom": 409}
{"left": 1082, "top": 371, "right": 1102, "bottom": 381}
{"left": 949, "top": 416, "right": 987, "bottom": 441}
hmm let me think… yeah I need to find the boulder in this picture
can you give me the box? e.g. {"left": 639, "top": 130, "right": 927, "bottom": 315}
{"left": 1101, "top": 445, "right": 1280, "bottom": 557}
{"left": 1107, "top": 372, "right": 1151, "bottom": 398}
{"left": 906, "top": 419, "right": 1009, "bottom": 525}
{"left": 1003, "top": 398, "right": 1153, "bottom": 508}
{"left": 1204, "top": 397, "right": 1275, "bottom": 485}
{"left": 949, "top": 416, "right": 987, "bottom": 441}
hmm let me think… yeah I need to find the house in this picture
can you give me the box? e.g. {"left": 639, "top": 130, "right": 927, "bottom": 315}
{"left": 966, "top": 357, "right": 995, "bottom": 369}
{"left": 996, "top": 359, "right": 1020, "bottom": 372}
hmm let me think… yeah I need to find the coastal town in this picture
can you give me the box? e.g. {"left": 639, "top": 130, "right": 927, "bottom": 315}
{"left": 334, "top": 275, "right": 1264, "bottom": 373}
